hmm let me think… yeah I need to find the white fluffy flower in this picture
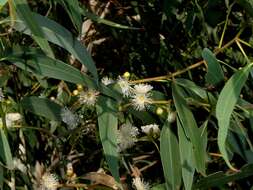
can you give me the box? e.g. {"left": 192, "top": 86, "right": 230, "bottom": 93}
{"left": 101, "top": 77, "right": 114, "bottom": 86}
{"left": 79, "top": 89, "right": 99, "bottom": 106}
{"left": 117, "top": 76, "right": 132, "bottom": 97}
{"left": 133, "top": 177, "right": 150, "bottom": 190}
{"left": 133, "top": 84, "right": 153, "bottom": 94}
{"left": 60, "top": 107, "right": 79, "bottom": 129}
{"left": 131, "top": 93, "right": 152, "bottom": 111}
{"left": 40, "top": 172, "right": 59, "bottom": 190}
{"left": 0, "top": 88, "right": 4, "bottom": 101}
{"left": 131, "top": 84, "right": 153, "bottom": 111}
{"left": 117, "top": 124, "right": 139, "bottom": 152}
{"left": 0, "top": 113, "right": 22, "bottom": 128}
{"left": 141, "top": 124, "right": 160, "bottom": 135}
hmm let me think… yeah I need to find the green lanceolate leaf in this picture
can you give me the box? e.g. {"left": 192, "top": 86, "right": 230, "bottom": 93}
{"left": 0, "top": 128, "right": 13, "bottom": 169}
{"left": 177, "top": 118, "right": 195, "bottom": 190}
{"left": 12, "top": 0, "right": 54, "bottom": 58}
{"left": 216, "top": 64, "right": 252, "bottom": 170}
{"left": 202, "top": 48, "right": 224, "bottom": 85}
{"left": 96, "top": 97, "right": 120, "bottom": 185}
{"left": 21, "top": 96, "right": 62, "bottom": 121}
{"left": 194, "top": 163, "right": 253, "bottom": 189}
{"left": 160, "top": 121, "right": 181, "bottom": 190}
{"left": 13, "top": 12, "right": 98, "bottom": 80}
{"left": 172, "top": 83, "right": 206, "bottom": 175}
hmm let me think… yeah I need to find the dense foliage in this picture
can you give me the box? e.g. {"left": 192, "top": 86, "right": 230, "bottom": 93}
{"left": 0, "top": 0, "right": 253, "bottom": 189}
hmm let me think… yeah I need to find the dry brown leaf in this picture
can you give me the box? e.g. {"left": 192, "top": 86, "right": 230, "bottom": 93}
{"left": 82, "top": 172, "right": 119, "bottom": 190}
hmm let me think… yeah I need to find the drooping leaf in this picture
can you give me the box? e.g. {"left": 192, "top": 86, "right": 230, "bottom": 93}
{"left": 20, "top": 96, "right": 62, "bottom": 121}
{"left": 172, "top": 83, "right": 206, "bottom": 174}
{"left": 216, "top": 64, "right": 252, "bottom": 170}
{"left": 160, "top": 121, "right": 181, "bottom": 190}
{"left": 96, "top": 97, "right": 120, "bottom": 185}
{"left": 12, "top": 0, "right": 54, "bottom": 58}
{"left": 202, "top": 48, "right": 224, "bottom": 85}
{"left": 13, "top": 12, "right": 98, "bottom": 79}
{"left": 0, "top": 128, "right": 13, "bottom": 169}
{"left": 194, "top": 163, "right": 253, "bottom": 189}
{"left": 177, "top": 118, "right": 195, "bottom": 190}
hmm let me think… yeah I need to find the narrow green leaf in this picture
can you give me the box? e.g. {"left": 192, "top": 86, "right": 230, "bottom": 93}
{"left": 177, "top": 118, "right": 195, "bottom": 190}
{"left": 194, "top": 163, "right": 253, "bottom": 189}
{"left": 0, "top": 128, "right": 13, "bottom": 169}
{"left": 160, "top": 121, "right": 181, "bottom": 190}
{"left": 12, "top": 0, "right": 54, "bottom": 58}
{"left": 172, "top": 83, "right": 206, "bottom": 174}
{"left": 13, "top": 12, "right": 98, "bottom": 80}
{"left": 216, "top": 64, "right": 252, "bottom": 170}
{"left": 20, "top": 96, "right": 62, "bottom": 121}
{"left": 202, "top": 48, "right": 224, "bottom": 85}
{"left": 96, "top": 97, "right": 120, "bottom": 184}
